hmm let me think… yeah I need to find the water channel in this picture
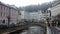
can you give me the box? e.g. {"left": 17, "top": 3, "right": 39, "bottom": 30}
{"left": 20, "top": 26, "right": 45, "bottom": 34}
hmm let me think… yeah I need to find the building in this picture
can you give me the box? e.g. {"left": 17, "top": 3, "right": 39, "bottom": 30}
{"left": 18, "top": 11, "right": 21, "bottom": 23}
{"left": 20, "top": 10, "right": 50, "bottom": 22}
{"left": 29, "top": 11, "right": 42, "bottom": 21}
{"left": 51, "top": 0, "right": 60, "bottom": 17}
{"left": 41, "top": 10, "right": 50, "bottom": 19}
{"left": 20, "top": 10, "right": 50, "bottom": 21}
{"left": 20, "top": 9, "right": 51, "bottom": 22}
{"left": 20, "top": 11, "right": 29, "bottom": 20}
{"left": 0, "top": 2, "right": 18, "bottom": 25}
{"left": 47, "top": 0, "right": 60, "bottom": 25}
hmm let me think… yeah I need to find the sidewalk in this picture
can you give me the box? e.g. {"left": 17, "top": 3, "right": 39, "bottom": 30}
{"left": 55, "top": 27, "right": 60, "bottom": 30}
{"left": 49, "top": 26, "right": 60, "bottom": 34}
{"left": 0, "top": 25, "right": 28, "bottom": 34}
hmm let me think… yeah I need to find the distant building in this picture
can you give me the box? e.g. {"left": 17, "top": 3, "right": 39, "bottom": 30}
{"left": 20, "top": 10, "right": 50, "bottom": 21}
{"left": 18, "top": 11, "right": 21, "bottom": 23}
{"left": 40, "top": 10, "right": 50, "bottom": 22}
{"left": 29, "top": 11, "right": 42, "bottom": 20}
{"left": 20, "top": 11, "right": 29, "bottom": 20}
{"left": 0, "top": 2, "right": 18, "bottom": 25}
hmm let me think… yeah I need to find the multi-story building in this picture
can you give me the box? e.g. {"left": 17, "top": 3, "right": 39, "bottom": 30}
{"left": 42, "top": 11, "right": 50, "bottom": 18}
{"left": 20, "top": 11, "right": 29, "bottom": 20}
{"left": 51, "top": 0, "right": 60, "bottom": 17}
{"left": 29, "top": 11, "right": 42, "bottom": 21}
{"left": 0, "top": 2, "right": 18, "bottom": 25}
{"left": 18, "top": 11, "right": 21, "bottom": 23}
{"left": 21, "top": 10, "right": 44, "bottom": 20}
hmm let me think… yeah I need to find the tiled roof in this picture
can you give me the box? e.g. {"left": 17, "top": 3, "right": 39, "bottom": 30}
{"left": 0, "top": 2, "right": 18, "bottom": 11}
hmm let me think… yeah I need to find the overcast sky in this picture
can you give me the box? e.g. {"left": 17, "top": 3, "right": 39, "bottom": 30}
{"left": 0, "top": 0, "right": 54, "bottom": 7}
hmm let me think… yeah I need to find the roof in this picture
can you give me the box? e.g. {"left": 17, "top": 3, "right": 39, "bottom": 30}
{"left": 52, "top": 0, "right": 60, "bottom": 7}
{"left": 0, "top": 2, "right": 18, "bottom": 11}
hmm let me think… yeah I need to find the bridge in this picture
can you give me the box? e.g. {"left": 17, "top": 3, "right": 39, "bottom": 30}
{"left": 0, "top": 21, "right": 46, "bottom": 34}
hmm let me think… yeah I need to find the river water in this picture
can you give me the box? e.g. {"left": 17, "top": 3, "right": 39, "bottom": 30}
{"left": 20, "top": 26, "right": 45, "bottom": 34}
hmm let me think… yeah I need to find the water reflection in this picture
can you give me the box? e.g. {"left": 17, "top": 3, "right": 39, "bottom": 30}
{"left": 20, "top": 30, "right": 27, "bottom": 34}
{"left": 20, "top": 26, "right": 44, "bottom": 34}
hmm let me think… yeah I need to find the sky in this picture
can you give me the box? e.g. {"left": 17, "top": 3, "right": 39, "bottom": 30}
{"left": 0, "top": 0, "right": 54, "bottom": 7}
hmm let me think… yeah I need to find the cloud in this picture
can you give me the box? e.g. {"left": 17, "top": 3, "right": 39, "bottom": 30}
{"left": 0, "top": 0, "right": 53, "bottom": 7}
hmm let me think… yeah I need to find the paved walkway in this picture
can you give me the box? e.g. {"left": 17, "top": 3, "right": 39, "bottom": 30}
{"left": 55, "top": 27, "right": 60, "bottom": 30}
{"left": 0, "top": 26, "right": 28, "bottom": 34}
{"left": 48, "top": 26, "right": 60, "bottom": 34}
{"left": 47, "top": 26, "right": 52, "bottom": 34}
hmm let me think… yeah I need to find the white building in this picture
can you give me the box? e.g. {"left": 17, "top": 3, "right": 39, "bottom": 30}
{"left": 20, "top": 10, "right": 43, "bottom": 21}
{"left": 20, "top": 10, "right": 50, "bottom": 21}
{"left": 20, "top": 11, "right": 24, "bottom": 19}
{"left": 51, "top": 0, "right": 60, "bottom": 16}
{"left": 18, "top": 12, "right": 21, "bottom": 22}
{"left": 28, "top": 10, "right": 43, "bottom": 21}
{"left": 20, "top": 11, "right": 29, "bottom": 20}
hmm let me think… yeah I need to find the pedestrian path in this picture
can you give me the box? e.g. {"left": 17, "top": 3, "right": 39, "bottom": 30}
{"left": 50, "top": 26, "right": 60, "bottom": 34}
{"left": 47, "top": 26, "right": 52, "bottom": 34}
{"left": 55, "top": 27, "right": 60, "bottom": 30}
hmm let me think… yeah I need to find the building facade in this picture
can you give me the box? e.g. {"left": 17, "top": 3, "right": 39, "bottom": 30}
{"left": 29, "top": 11, "right": 42, "bottom": 20}
{"left": 51, "top": 0, "right": 60, "bottom": 17}
{"left": 0, "top": 2, "right": 18, "bottom": 25}
{"left": 20, "top": 10, "right": 46, "bottom": 20}
{"left": 20, "top": 11, "right": 29, "bottom": 20}
{"left": 18, "top": 11, "right": 21, "bottom": 23}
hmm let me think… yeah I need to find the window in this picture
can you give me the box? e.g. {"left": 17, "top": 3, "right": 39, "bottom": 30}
{"left": 0, "top": 5, "right": 1, "bottom": 17}
{"left": 1, "top": 5, "right": 2, "bottom": 17}
{"left": 1, "top": 6, "right": 5, "bottom": 17}
{"left": 4, "top": 6, "right": 5, "bottom": 16}
{"left": 4, "top": 7, "right": 6, "bottom": 17}
{"left": 3, "top": 6, "right": 5, "bottom": 17}
{"left": 41, "top": 10, "right": 46, "bottom": 13}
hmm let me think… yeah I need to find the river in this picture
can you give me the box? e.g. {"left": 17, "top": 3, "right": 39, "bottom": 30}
{"left": 20, "top": 26, "right": 45, "bottom": 34}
